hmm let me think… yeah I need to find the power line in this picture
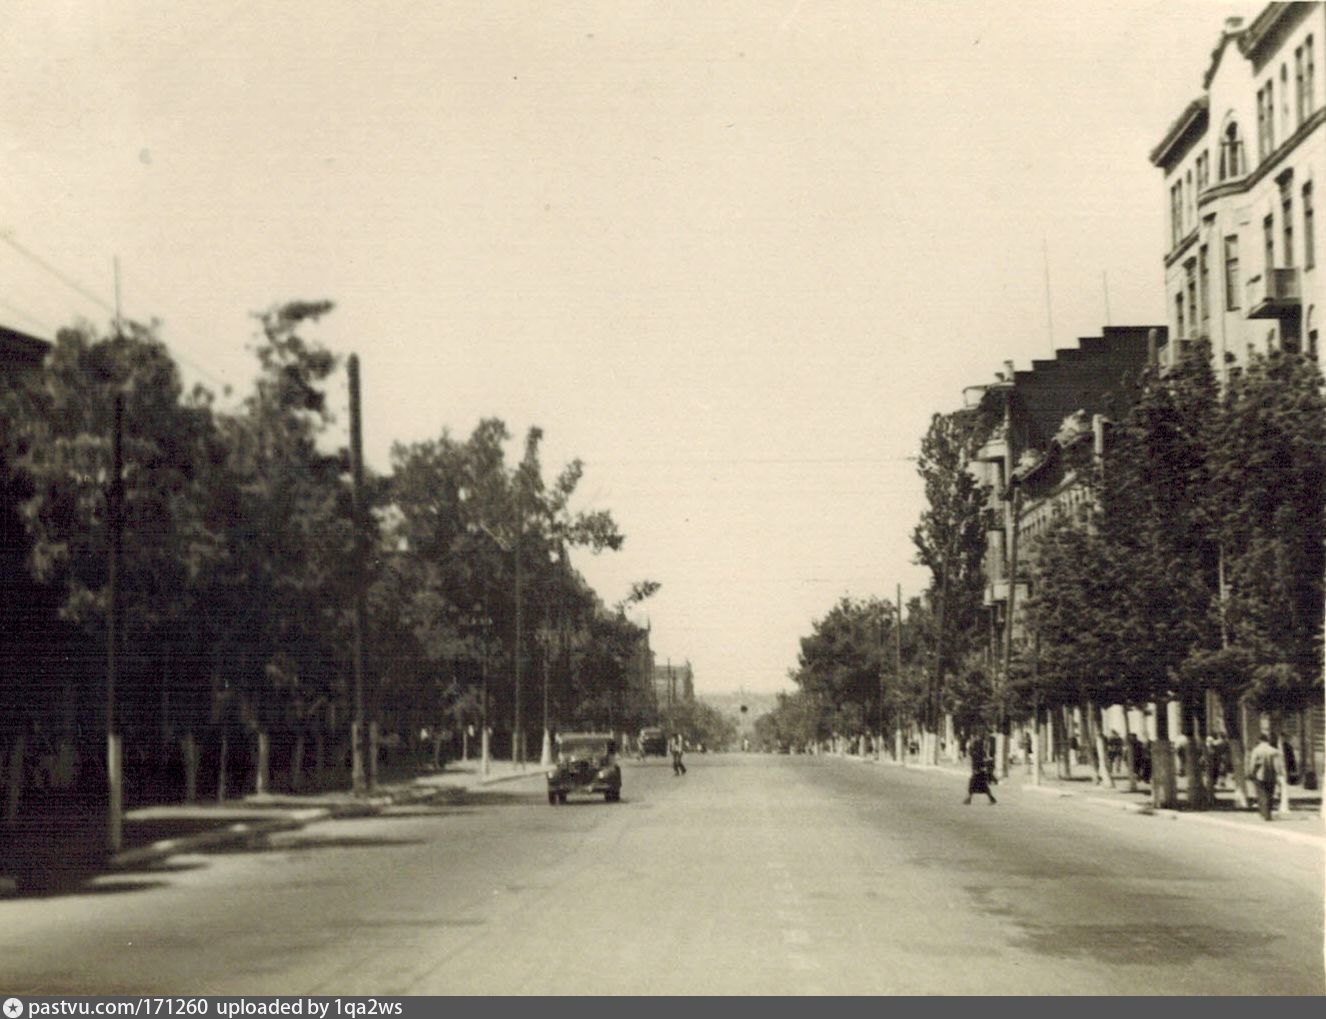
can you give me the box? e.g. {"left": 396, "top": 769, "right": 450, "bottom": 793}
{"left": 1, "top": 231, "right": 117, "bottom": 317}
{"left": 1, "top": 229, "right": 232, "bottom": 391}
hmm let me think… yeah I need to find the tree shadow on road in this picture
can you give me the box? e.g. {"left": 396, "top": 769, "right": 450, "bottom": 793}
{"left": 198, "top": 834, "right": 427, "bottom": 855}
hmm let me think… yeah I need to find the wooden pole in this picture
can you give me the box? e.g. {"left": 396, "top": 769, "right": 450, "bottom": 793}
{"left": 348, "top": 354, "right": 367, "bottom": 793}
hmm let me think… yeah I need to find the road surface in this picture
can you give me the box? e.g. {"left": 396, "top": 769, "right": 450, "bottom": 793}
{"left": 1, "top": 754, "right": 1321, "bottom": 994}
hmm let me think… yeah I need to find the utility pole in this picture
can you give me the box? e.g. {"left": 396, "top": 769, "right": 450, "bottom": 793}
{"left": 105, "top": 256, "right": 125, "bottom": 854}
{"left": 877, "top": 604, "right": 885, "bottom": 761}
{"left": 348, "top": 354, "right": 368, "bottom": 794}
{"left": 106, "top": 391, "right": 124, "bottom": 854}
{"left": 514, "top": 541, "right": 523, "bottom": 766}
{"left": 1000, "top": 484, "right": 1021, "bottom": 780}
{"left": 896, "top": 583, "right": 903, "bottom": 763}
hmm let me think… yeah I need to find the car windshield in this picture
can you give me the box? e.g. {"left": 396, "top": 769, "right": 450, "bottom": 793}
{"left": 559, "top": 740, "right": 610, "bottom": 761}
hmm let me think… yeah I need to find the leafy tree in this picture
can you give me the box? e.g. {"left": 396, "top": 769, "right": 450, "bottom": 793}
{"left": 791, "top": 596, "right": 896, "bottom": 741}
{"left": 911, "top": 408, "right": 993, "bottom": 738}
{"left": 1209, "top": 350, "right": 1325, "bottom": 714}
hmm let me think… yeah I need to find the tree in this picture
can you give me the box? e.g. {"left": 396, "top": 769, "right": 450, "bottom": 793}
{"left": 1207, "top": 348, "right": 1325, "bottom": 787}
{"left": 911, "top": 408, "right": 993, "bottom": 749}
{"left": 5, "top": 319, "right": 223, "bottom": 809}
{"left": 792, "top": 596, "right": 897, "bottom": 745}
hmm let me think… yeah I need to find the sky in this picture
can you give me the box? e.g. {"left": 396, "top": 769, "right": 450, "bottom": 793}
{"left": 2, "top": 0, "right": 1249, "bottom": 695}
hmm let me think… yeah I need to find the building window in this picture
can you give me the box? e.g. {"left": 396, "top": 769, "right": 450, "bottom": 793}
{"left": 1170, "top": 181, "right": 1184, "bottom": 247}
{"left": 1176, "top": 292, "right": 1186, "bottom": 339}
{"left": 1185, "top": 260, "right": 1197, "bottom": 335}
{"left": 1257, "top": 86, "right": 1269, "bottom": 160}
{"left": 1196, "top": 150, "right": 1210, "bottom": 193}
{"left": 1258, "top": 81, "right": 1277, "bottom": 159}
{"left": 1297, "top": 44, "right": 1307, "bottom": 123}
{"left": 1282, "top": 64, "right": 1291, "bottom": 139}
{"left": 1283, "top": 183, "right": 1295, "bottom": 268}
{"left": 1309, "top": 306, "right": 1318, "bottom": 359}
{"left": 1220, "top": 121, "right": 1244, "bottom": 179}
{"left": 1199, "top": 243, "right": 1211, "bottom": 333}
{"left": 1265, "top": 214, "right": 1275, "bottom": 274}
{"left": 1305, "top": 181, "right": 1315, "bottom": 269}
{"left": 1269, "top": 78, "right": 1276, "bottom": 152}
{"left": 1186, "top": 169, "right": 1194, "bottom": 228}
{"left": 1309, "top": 36, "right": 1317, "bottom": 118}
{"left": 1225, "top": 234, "right": 1240, "bottom": 310}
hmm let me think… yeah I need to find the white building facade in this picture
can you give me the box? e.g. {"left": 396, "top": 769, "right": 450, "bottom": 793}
{"left": 1151, "top": 4, "right": 1326, "bottom": 378}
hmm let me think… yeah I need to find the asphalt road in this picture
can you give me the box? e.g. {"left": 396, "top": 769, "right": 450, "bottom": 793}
{"left": 1, "top": 754, "right": 1321, "bottom": 995}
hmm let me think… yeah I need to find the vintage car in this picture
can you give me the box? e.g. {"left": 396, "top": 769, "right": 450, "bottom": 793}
{"left": 638, "top": 726, "right": 668, "bottom": 758}
{"left": 547, "top": 733, "right": 621, "bottom": 804}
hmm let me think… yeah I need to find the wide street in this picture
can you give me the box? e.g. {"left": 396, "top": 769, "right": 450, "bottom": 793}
{"left": 1, "top": 754, "right": 1321, "bottom": 995}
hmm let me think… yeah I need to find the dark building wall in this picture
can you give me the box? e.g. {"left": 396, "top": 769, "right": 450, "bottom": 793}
{"left": 0, "top": 325, "right": 50, "bottom": 370}
{"left": 1008, "top": 325, "right": 1164, "bottom": 455}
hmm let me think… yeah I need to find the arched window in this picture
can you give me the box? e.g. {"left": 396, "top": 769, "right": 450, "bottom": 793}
{"left": 1220, "top": 118, "right": 1245, "bottom": 179}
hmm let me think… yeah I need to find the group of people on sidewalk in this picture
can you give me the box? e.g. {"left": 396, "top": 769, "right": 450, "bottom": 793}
{"left": 960, "top": 730, "right": 1300, "bottom": 821}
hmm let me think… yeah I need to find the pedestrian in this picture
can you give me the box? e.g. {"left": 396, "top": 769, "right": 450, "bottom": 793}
{"left": 1247, "top": 733, "right": 1281, "bottom": 821}
{"left": 670, "top": 733, "right": 687, "bottom": 776}
{"left": 963, "top": 734, "right": 996, "bottom": 805}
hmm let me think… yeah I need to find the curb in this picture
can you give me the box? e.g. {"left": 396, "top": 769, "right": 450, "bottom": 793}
{"left": 839, "top": 750, "right": 1325, "bottom": 849}
{"left": 1018, "top": 778, "right": 1326, "bottom": 848}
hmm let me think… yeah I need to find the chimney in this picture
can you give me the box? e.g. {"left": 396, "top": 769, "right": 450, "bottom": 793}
{"left": 1224, "top": 16, "right": 1243, "bottom": 35}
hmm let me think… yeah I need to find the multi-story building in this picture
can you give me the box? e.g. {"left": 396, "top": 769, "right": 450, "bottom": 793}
{"left": 1151, "top": 4, "right": 1326, "bottom": 377}
{"left": 651, "top": 659, "right": 694, "bottom": 709}
{"left": 965, "top": 326, "right": 1162, "bottom": 645}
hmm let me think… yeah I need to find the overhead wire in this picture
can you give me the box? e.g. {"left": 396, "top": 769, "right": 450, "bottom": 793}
{"left": 1, "top": 229, "right": 233, "bottom": 392}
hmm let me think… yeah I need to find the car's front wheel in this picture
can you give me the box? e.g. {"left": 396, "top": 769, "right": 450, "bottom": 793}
{"left": 604, "top": 789, "right": 620, "bottom": 802}
{"left": 547, "top": 790, "right": 558, "bottom": 805}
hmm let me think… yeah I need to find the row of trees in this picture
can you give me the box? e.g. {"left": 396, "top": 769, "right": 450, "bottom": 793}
{"left": 761, "top": 344, "right": 1324, "bottom": 808}
{"left": 0, "top": 304, "right": 660, "bottom": 817}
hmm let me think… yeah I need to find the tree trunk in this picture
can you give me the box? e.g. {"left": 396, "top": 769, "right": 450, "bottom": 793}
{"left": 314, "top": 731, "right": 326, "bottom": 790}
{"left": 290, "top": 734, "right": 305, "bottom": 792}
{"left": 1152, "top": 700, "right": 1177, "bottom": 808}
{"left": 182, "top": 731, "right": 199, "bottom": 804}
{"left": 217, "top": 731, "right": 229, "bottom": 803}
{"left": 1182, "top": 695, "right": 1207, "bottom": 810}
{"left": 255, "top": 730, "right": 270, "bottom": 796}
{"left": 3, "top": 733, "right": 24, "bottom": 823}
{"left": 1056, "top": 705, "right": 1073, "bottom": 780}
{"left": 1223, "top": 694, "right": 1248, "bottom": 809}
{"left": 1081, "top": 695, "right": 1106, "bottom": 787}
{"left": 368, "top": 721, "right": 380, "bottom": 791}
{"left": 1121, "top": 708, "right": 1138, "bottom": 793}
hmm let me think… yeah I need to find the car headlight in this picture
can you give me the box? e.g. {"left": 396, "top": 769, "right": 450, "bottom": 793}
{"left": 547, "top": 769, "right": 559, "bottom": 780}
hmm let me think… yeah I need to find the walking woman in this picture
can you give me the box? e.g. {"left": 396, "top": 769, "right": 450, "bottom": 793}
{"left": 963, "top": 734, "right": 997, "bottom": 805}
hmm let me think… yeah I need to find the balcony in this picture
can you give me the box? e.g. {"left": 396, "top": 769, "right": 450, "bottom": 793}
{"left": 983, "top": 578, "right": 1029, "bottom": 608}
{"left": 1245, "top": 268, "right": 1302, "bottom": 319}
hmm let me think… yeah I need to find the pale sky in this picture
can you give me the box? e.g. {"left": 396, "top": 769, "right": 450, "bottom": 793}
{"left": 2, "top": 0, "right": 1247, "bottom": 694}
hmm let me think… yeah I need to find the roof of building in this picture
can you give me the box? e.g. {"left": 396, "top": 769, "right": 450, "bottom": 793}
{"left": 1151, "top": 6, "right": 1298, "bottom": 166}
{"left": 1238, "top": 2, "right": 1302, "bottom": 62}
{"left": 0, "top": 324, "right": 50, "bottom": 369}
{"left": 972, "top": 326, "right": 1163, "bottom": 461}
{"left": 1149, "top": 95, "right": 1209, "bottom": 168}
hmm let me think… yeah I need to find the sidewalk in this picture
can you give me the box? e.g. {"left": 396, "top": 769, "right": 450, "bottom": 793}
{"left": 2, "top": 757, "right": 547, "bottom": 891}
{"left": 115, "top": 757, "right": 546, "bottom": 866}
{"left": 846, "top": 752, "right": 1326, "bottom": 848}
